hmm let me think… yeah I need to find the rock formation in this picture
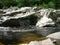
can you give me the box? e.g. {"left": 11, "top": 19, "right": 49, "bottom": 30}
{"left": 0, "top": 7, "right": 60, "bottom": 45}
{"left": 46, "top": 32, "right": 60, "bottom": 45}
{"left": 0, "top": 7, "right": 60, "bottom": 27}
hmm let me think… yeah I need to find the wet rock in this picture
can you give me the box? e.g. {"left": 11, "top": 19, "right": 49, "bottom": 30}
{"left": 0, "top": 7, "right": 38, "bottom": 27}
{"left": 46, "top": 32, "right": 60, "bottom": 40}
{"left": 55, "top": 17, "right": 60, "bottom": 26}
{"left": 56, "top": 9, "right": 60, "bottom": 14}
{"left": 0, "top": 7, "right": 58, "bottom": 27}
{"left": 46, "top": 32, "right": 60, "bottom": 45}
{"left": 28, "top": 41, "right": 41, "bottom": 45}
{"left": 3, "top": 7, "right": 32, "bottom": 15}
{"left": 36, "top": 15, "right": 55, "bottom": 27}
{"left": 57, "top": 17, "right": 60, "bottom": 21}
{"left": 0, "top": 7, "right": 36, "bottom": 24}
{"left": 56, "top": 17, "right": 60, "bottom": 23}
{"left": 40, "top": 38, "right": 54, "bottom": 45}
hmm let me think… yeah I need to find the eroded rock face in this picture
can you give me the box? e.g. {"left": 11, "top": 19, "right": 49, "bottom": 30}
{"left": 0, "top": 7, "right": 38, "bottom": 27}
{"left": 0, "top": 7, "right": 59, "bottom": 27}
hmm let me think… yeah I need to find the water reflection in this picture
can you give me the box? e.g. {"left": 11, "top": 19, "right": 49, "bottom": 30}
{"left": 0, "top": 26, "right": 60, "bottom": 45}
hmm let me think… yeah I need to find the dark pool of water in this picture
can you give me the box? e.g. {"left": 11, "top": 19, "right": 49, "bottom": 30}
{"left": 0, "top": 26, "right": 60, "bottom": 45}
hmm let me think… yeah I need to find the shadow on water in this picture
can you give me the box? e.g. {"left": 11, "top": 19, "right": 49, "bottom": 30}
{"left": 0, "top": 26, "right": 60, "bottom": 45}
{"left": 0, "top": 32, "right": 45, "bottom": 45}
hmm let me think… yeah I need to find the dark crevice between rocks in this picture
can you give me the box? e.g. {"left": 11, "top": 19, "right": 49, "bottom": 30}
{"left": 43, "top": 25, "right": 56, "bottom": 27}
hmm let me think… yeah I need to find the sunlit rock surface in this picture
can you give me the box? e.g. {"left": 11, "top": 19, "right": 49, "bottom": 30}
{"left": 46, "top": 32, "right": 60, "bottom": 45}
{"left": 19, "top": 38, "right": 54, "bottom": 45}
{"left": 47, "top": 32, "right": 60, "bottom": 40}
{"left": 36, "top": 15, "right": 55, "bottom": 27}
{"left": 40, "top": 38, "right": 54, "bottom": 45}
{"left": 28, "top": 41, "right": 41, "bottom": 45}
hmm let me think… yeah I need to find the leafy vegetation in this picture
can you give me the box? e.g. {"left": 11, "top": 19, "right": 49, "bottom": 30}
{"left": 0, "top": 0, "right": 60, "bottom": 9}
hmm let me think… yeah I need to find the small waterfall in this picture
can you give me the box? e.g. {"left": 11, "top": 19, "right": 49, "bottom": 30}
{"left": 36, "top": 9, "right": 55, "bottom": 27}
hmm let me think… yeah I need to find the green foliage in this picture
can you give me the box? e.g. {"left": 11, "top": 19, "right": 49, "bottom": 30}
{"left": 48, "top": 1, "right": 55, "bottom": 8}
{"left": 16, "top": 0, "right": 42, "bottom": 7}
{"left": 0, "top": 0, "right": 17, "bottom": 8}
{"left": 42, "top": 1, "right": 55, "bottom": 8}
{"left": 0, "top": 1, "right": 3, "bottom": 8}
{"left": 42, "top": 3, "right": 48, "bottom": 8}
{"left": 55, "top": 0, "right": 60, "bottom": 9}
{"left": 0, "top": 0, "right": 60, "bottom": 9}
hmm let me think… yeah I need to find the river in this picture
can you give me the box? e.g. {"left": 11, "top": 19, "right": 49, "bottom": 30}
{"left": 0, "top": 26, "right": 60, "bottom": 45}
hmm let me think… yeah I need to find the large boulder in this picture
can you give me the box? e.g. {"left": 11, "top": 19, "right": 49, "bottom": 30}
{"left": 46, "top": 32, "right": 60, "bottom": 45}
{"left": 46, "top": 32, "right": 60, "bottom": 40}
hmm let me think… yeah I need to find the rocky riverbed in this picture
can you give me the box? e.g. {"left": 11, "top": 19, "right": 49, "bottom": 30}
{"left": 0, "top": 7, "right": 60, "bottom": 45}
{"left": 0, "top": 7, "right": 60, "bottom": 27}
